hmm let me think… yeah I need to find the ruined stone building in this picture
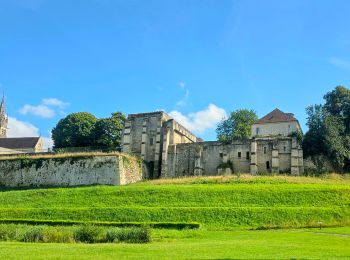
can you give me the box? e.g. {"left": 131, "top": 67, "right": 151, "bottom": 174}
{"left": 122, "top": 108, "right": 304, "bottom": 177}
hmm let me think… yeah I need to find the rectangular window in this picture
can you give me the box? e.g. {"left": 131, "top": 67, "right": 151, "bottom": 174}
{"left": 256, "top": 127, "right": 260, "bottom": 135}
{"left": 238, "top": 152, "right": 241, "bottom": 158}
{"left": 264, "top": 147, "right": 267, "bottom": 154}
{"left": 246, "top": 152, "right": 250, "bottom": 159}
{"left": 284, "top": 146, "right": 286, "bottom": 152}
{"left": 266, "top": 161, "right": 270, "bottom": 170}
{"left": 150, "top": 138, "right": 154, "bottom": 146}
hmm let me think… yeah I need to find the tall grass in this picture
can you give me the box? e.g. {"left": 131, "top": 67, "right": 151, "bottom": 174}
{"left": 0, "top": 224, "right": 151, "bottom": 244}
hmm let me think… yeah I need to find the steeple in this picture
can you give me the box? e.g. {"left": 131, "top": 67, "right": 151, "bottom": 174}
{"left": 0, "top": 95, "right": 4, "bottom": 114}
{"left": 0, "top": 94, "right": 8, "bottom": 138}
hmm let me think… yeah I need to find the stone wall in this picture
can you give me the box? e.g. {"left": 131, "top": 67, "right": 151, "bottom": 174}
{"left": 0, "top": 153, "right": 141, "bottom": 188}
{"left": 164, "top": 137, "right": 304, "bottom": 177}
{"left": 165, "top": 141, "right": 251, "bottom": 178}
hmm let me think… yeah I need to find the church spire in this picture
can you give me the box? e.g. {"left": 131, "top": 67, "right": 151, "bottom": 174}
{"left": 0, "top": 95, "right": 4, "bottom": 115}
{"left": 0, "top": 94, "right": 7, "bottom": 138}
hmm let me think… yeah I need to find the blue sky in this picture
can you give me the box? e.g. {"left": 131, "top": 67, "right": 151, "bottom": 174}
{"left": 1, "top": 0, "right": 350, "bottom": 148}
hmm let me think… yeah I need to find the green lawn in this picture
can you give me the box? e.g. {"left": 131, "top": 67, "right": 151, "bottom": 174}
{"left": 0, "top": 175, "right": 349, "bottom": 228}
{"left": 0, "top": 228, "right": 349, "bottom": 259}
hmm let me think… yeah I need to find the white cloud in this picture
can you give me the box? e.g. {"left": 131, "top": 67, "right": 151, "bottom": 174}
{"left": 176, "top": 83, "right": 190, "bottom": 107}
{"left": 7, "top": 117, "right": 39, "bottom": 137}
{"left": 7, "top": 117, "right": 53, "bottom": 149}
{"left": 42, "top": 98, "right": 69, "bottom": 109}
{"left": 19, "top": 104, "right": 55, "bottom": 118}
{"left": 169, "top": 104, "right": 227, "bottom": 134}
{"left": 329, "top": 57, "right": 350, "bottom": 70}
{"left": 179, "top": 81, "right": 186, "bottom": 89}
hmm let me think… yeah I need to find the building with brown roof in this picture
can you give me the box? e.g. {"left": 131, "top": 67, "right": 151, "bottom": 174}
{"left": 251, "top": 108, "right": 302, "bottom": 137}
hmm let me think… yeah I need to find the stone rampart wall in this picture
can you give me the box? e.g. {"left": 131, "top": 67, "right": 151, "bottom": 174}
{"left": 0, "top": 154, "right": 141, "bottom": 188}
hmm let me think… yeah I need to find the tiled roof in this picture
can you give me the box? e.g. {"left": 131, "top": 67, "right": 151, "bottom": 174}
{"left": 0, "top": 137, "right": 40, "bottom": 149}
{"left": 255, "top": 108, "right": 298, "bottom": 124}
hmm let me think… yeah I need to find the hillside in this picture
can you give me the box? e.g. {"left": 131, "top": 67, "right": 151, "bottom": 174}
{"left": 0, "top": 175, "right": 349, "bottom": 229}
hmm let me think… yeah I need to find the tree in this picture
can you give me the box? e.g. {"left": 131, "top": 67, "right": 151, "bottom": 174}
{"left": 52, "top": 112, "right": 97, "bottom": 148}
{"left": 94, "top": 112, "right": 126, "bottom": 150}
{"left": 216, "top": 109, "right": 258, "bottom": 143}
{"left": 303, "top": 86, "right": 350, "bottom": 172}
{"left": 303, "top": 104, "right": 327, "bottom": 158}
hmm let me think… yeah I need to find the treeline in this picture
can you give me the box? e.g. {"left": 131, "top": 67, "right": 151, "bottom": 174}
{"left": 52, "top": 112, "right": 126, "bottom": 151}
{"left": 303, "top": 86, "right": 350, "bottom": 173}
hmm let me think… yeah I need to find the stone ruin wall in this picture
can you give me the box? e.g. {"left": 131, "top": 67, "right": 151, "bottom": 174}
{"left": 164, "top": 138, "right": 304, "bottom": 177}
{"left": 0, "top": 154, "right": 141, "bottom": 188}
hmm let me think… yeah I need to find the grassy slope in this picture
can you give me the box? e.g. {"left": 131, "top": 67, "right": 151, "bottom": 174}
{"left": 0, "top": 175, "right": 349, "bottom": 228}
{"left": 0, "top": 228, "right": 349, "bottom": 259}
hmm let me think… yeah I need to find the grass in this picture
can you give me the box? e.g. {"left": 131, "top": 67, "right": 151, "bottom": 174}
{"left": 0, "top": 228, "right": 349, "bottom": 259}
{"left": 0, "top": 175, "right": 349, "bottom": 228}
{"left": 0, "top": 223, "right": 151, "bottom": 244}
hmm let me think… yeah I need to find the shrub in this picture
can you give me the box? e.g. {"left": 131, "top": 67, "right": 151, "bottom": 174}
{"left": 0, "top": 224, "right": 18, "bottom": 241}
{"left": 43, "top": 228, "right": 73, "bottom": 243}
{"left": 22, "top": 227, "right": 44, "bottom": 242}
{"left": 105, "top": 227, "right": 151, "bottom": 243}
{"left": 73, "top": 225, "right": 102, "bottom": 243}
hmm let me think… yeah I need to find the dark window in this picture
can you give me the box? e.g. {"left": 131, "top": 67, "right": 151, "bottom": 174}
{"left": 238, "top": 152, "right": 241, "bottom": 158}
{"left": 283, "top": 146, "right": 286, "bottom": 152}
{"left": 219, "top": 152, "right": 223, "bottom": 158}
{"left": 266, "top": 161, "right": 270, "bottom": 169}
{"left": 150, "top": 138, "right": 154, "bottom": 145}
{"left": 264, "top": 147, "right": 267, "bottom": 154}
{"left": 256, "top": 127, "right": 260, "bottom": 135}
{"left": 246, "top": 152, "right": 250, "bottom": 159}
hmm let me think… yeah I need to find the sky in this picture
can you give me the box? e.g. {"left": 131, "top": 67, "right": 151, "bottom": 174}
{"left": 1, "top": 0, "right": 350, "bottom": 149}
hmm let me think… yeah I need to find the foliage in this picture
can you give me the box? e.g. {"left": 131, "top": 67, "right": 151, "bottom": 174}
{"left": 216, "top": 109, "right": 258, "bottom": 143}
{"left": 22, "top": 227, "right": 44, "bottom": 242}
{"left": 73, "top": 225, "right": 102, "bottom": 243}
{"left": 93, "top": 112, "right": 126, "bottom": 150}
{"left": 52, "top": 111, "right": 126, "bottom": 151}
{"left": 303, "top": 86, "right": 350, "bottom": 172}
{"left": 52, "top": 112, "right": 98, "bottom": 148}
{"left": 105, "top": 226, "right": 151, "bottom": 243}
{"left": 288, "top": 130, "right": 303, "bottom": 144}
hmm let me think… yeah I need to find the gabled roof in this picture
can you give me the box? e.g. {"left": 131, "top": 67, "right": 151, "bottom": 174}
{"left": 0, "top": 137, "right": 41, "bottom": 149}
{"left": 254, "top": 108, "right": 298, "bottom": 124}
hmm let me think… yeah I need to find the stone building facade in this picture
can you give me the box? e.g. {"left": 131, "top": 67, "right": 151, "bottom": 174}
{"left": 122, "top": 109, "right": 304, "bottom": 178}
{"left": 122, "top": 111, "right": 200, "bottom": 178}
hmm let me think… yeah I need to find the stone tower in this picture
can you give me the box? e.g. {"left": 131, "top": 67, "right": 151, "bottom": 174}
{"left": 0, "top": 95, "right": 8, "bottom": 138}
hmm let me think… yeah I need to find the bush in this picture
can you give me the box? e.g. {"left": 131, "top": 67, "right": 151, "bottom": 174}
{"left": 22, "top": 227, "right": 44, "bottom": 242}
{"left": 43, "top": 228, "right": 73, "bottom": 243}
{"left": 0, "top": 224, "right": 19, "bottom": 241}
{"left": 73, "top": 225, "right": 102, "bottom": 243}
{"left": 105, "top": 227, "right": 151, "bottom": 243}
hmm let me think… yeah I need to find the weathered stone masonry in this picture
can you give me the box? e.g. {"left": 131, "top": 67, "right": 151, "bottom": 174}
{"left": 0, "top": 154, "right": 142, "bottom": 188}
{"left": 123, "top": 109, "right": 304, "bottom": 177}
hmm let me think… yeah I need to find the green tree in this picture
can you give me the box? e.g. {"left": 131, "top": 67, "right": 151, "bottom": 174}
{"left": 303, "top": 104, "right": 327, "bottom": 158}
{"left": 303, "top": 86, "right": 350, "bottom": 172}
{"left": 216, "top": 109, "right": 258, "bottom": 143}
{"left": 94, "top": 112, "right": 126, "bottom": 150}
{"left": 52, "top": 112, "right": 97, "bottom": 148}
